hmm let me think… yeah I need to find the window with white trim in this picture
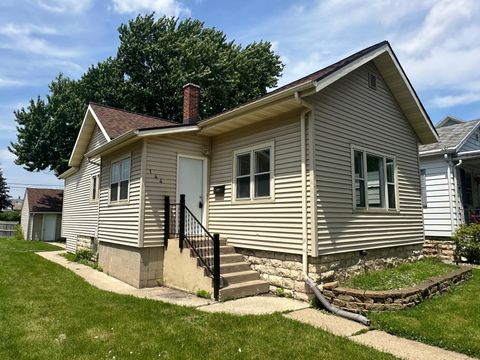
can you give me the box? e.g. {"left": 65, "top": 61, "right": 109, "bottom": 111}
{"left": 353, "top": 149, "right": 397, "bottom": 210}
{"left": 91, "top": 174, "right": 99, "bottom": 202}
{"left": 110, "top": 158, "right": 130, "bottom": 202}
{"left": 234, "top": 143, "right": 273, "bottom": 200}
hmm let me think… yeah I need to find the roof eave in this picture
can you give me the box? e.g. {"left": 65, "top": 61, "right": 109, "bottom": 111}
{"left": 58, "top": 167, "right": 79, "bottom": 179}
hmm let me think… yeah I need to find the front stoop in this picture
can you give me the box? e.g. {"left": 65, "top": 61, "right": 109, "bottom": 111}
{"left": 196, "top": 243, "right": 269, "bottom": 300}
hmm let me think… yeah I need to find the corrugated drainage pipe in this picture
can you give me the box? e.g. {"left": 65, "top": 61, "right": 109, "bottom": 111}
{"left": 305, "top": 277, "right": 371, "bottom": 326}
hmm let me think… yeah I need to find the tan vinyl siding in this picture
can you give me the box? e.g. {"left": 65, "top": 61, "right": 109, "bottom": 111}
{"left": 98, "top": 141, "right": 143, "bottom": 247}
{"left": 208, "top": 111, "right": 307, "bottom": 254}
{"left": 20, "top": 195, "right": 30, "bottom": 239}
{"left": 143, "top": 134, "right": 210, "bottom": 247}
{"left": 62, "top": 126, "right": 107, "bottom": 253}
{"left": 310, "top": 61, "right": 424, "bottom": 254}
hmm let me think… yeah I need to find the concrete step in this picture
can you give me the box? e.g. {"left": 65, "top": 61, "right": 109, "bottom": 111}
{"left": 195, "top": 245, "right": 236, "bottom": 255}
{"left": 221, "top": 270, "right": 261, "bottom": 286}
{"left": 210, "top": 253, "right": 244, "bottom": 264}
{"left": 219, "top": 280, "right": 270, "bottom": 300}
{"left": 220, "top": 262, "right": 252, "bottom": 274}
{"left": 198, "top": 253, "right": 244, "bottom": 267}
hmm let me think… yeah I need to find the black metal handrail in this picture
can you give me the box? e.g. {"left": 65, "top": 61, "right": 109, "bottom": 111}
{"left": 164, "top": 194, "right": 221, "bottom": 300}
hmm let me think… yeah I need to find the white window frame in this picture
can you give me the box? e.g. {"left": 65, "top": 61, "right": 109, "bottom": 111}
{"left": 109, "top": 155, "right": 131, "bottom": 205}
{"left": 351, "top": 145, "right": 399, "bottom": 212}
{"left": 232, "top": 141, "right": 275, "bottom": 203}
{"left": 90, "top": 174, "right": 100, "bottom": 203}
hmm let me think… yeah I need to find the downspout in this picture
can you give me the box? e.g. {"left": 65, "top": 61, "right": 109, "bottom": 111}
{"left": 445, "top": 154, "right": 455, "bottom": 235}
{"left": 295, "top": 91, "right": 311, "bottom": 278}
{"left": 453, "top": 160, "right": 463, "bottom": 231}
{"left": 295, "top": 91, "right": 371, "bottom": 327}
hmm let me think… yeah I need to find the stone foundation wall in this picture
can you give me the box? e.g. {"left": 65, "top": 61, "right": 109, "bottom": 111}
{"left": 236, "top": 244, "right": 423, "bottom": 301}
{"left": 322, "top": 267, "right": 471, "bottom": 313}
{"left": 423, "top": 239, "right": 455, "bottom": 262}
{"left": 98, "top": 242, "right": 163, "bottom": 288}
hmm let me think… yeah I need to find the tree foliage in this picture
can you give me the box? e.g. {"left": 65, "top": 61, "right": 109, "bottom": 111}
{"left": 10, "top": 15, "right": 283, "bottom": 175}
{"left": 0, "top": 169, "right": 12, "bottom": 211}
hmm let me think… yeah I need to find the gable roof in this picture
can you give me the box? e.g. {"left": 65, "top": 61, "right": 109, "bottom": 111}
{"left": 419, "top": 119, "right": 480, "bottom": 155}
{"left": 89, "top": 103, "right": 177, "bottom": 139}
{"left": 197, "top": 41, "right": 438, "bottom": 144}
{"left": 66, "top": 104, "right": 181, "bottom": 170}
{"left": 436, "top": 115, "right": 464, "bottom": 128}
{"left": 25, "top": 188, "right": 63, "bottom": 213}
{"left": 63, "top": 40, "right": 438, "bottom": 174}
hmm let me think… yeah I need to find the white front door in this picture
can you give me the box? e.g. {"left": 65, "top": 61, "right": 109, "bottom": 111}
{"left": 42, "top": 214, "right": 57, "bottom": 241}
{"left": 177, "top": 156, "right": 206, "bottom": 223}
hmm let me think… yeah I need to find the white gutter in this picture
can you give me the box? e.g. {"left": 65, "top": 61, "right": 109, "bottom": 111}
{"left": 445, "top": 154, "right": 455, "bottom": 235}
{"left": 58, "top": 167, "right": 79, "bottom": 179}
{"left": 419, "top": 148, "right": 455, "bottom": 157}
{"left": 136, "top": 125, "right": 198, "bottom": 137}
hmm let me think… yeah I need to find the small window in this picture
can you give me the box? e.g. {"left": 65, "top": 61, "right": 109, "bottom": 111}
{"left": 91, "top": 174, "right": 100, "bottom": 202}
{"left": 353, "top": 148, "right": 397, "bottom": 211}
{"left": 234, "top": 143, "right": 273, "bottom": 201}
{"left": 110, "top": 158, "right": 130, "bottom": 202}
{"left": 420, "top": 169, "right": 427, "bottom": 208}
{"left": 368, "top": 73, "right": 377, "bottom": 90}
{"left": 236, "top": 153, "right": 251, "bottom": 199}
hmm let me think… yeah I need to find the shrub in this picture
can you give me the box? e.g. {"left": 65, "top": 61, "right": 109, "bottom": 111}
{"left": 0, "top": 211, "right": 21, "bottom": 222}
{"left": 74, "top": 249, "right": 95, "bottom": 262}
{"left": 453, "top": 224, "right": 480, "bottom": 263}
{"left": 14, "top": 224, "right": 24, "bottom": 240}
{"left": 195, "top": 289, "right": 211, "bottom": 299}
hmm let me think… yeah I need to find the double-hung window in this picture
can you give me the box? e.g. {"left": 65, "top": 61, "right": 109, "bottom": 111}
{"left": 90, "top": 174, "right": 100, "bottom": 202}
{"left": 234, "top": 143, "right": 273, "bottom": 201}
{"left": 110, "top": 157, "right": 130, "bottom": 202}
{"left": 353, "top": 148, "right": 397, "bottom": 211}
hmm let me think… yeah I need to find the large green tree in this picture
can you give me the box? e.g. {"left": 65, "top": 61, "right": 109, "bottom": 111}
{"left": 0, "top": 169, "right": 12, "bottom": 211}
{"left": 10, "top": 15, "right": 283, "bottom": 175}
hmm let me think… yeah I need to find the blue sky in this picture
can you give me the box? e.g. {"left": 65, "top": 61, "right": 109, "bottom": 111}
{"left": 1, "top": 0, "right": 479, "bottom": 199}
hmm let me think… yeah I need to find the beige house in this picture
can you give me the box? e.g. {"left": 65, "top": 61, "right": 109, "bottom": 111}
{"left": 60, "top": 41, "right": 438, "bottom": 300}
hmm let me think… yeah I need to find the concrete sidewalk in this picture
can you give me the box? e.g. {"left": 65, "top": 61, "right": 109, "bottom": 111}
{"left": 37, "top": 250, "right": 308, "bottom": 313}
{"left": 38, "top": 250, "right": 475, "bottom": 360}
{"left": 285, "top": 308, "right": 474, "bottom": 360}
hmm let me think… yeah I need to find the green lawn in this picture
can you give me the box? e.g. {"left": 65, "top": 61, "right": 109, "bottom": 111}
{"left": 370, "top": 269, "right": 479, "bottom": 358}
{"left": 0, "top": 238, "right": 395, "bottom": 360}
{"left": 343, "top": 258, "right": 457, "bottom": 291}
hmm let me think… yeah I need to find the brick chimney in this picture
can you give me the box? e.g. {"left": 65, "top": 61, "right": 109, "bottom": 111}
{"left": 183, "top": 83, "right": 200, "bottom": 124}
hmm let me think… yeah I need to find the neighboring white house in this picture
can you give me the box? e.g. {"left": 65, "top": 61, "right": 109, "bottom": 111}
{"left": 419, "top": 116, "right": 480, "bottom": 238}
{"left": 60, "top": 41, "right": 438, "bottom": 300}
{"left": 21, "top": 188, "right": 63, "bottom": 241}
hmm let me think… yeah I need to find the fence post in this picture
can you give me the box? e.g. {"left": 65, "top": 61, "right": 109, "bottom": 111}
{"left": 213, "top": 233, "right": 221, "bottom": 301}
{"left": 164, "top": 196, "right": 170, "bottom": 248}
{"left": 179, "top": 194, "right": 185, "bottom": 250}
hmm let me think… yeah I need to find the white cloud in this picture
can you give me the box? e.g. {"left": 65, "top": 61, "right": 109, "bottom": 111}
{"left": 36, "top": 0, "right": 92, "bottom": 14}
{"left": 0, "top": 149, "right": 16, "bottom": 168}
{"left": 433, "top": 93, "right": 480, "bottom": 107}
{"left": 111, "top": 0, "right": 190, "bottom": 16}
{"left": 0, "top": 23, "right": 83, "bottom": 58}
{"left": 244, "top": 0, "right": 480, "bottom": 112}
{"left": 0, "top": 78, "right": 25, "bottom": 87}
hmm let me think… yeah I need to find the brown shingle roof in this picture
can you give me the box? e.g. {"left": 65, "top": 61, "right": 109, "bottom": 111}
{"left": 26, "top": 188, "right": 63, "bottom": 213}
{"left": 89, "top": 103, "right": 179, "bottom": 139}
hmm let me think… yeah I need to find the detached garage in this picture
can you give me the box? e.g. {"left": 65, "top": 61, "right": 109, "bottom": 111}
{"left": 20, "top": 188, "right": 63, "bottom": 241}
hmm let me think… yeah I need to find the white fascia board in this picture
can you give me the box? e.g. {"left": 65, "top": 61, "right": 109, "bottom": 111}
{"left": 89, "top": 105, "right": 111, "bottom": 142}
{"left": 67, "top": 105, "right": 111, "bottom": 167}
{"left": 455, "top": 121, "right": 480, "bottom": 151}
{"left": 136, "top": 125, "right": 199, "bottom": 137}
{"left": 58, "top": 167, "right": 79, "bottom": 179}
{"left": 419, "top": 148, "right": 455, "bottom": 157}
